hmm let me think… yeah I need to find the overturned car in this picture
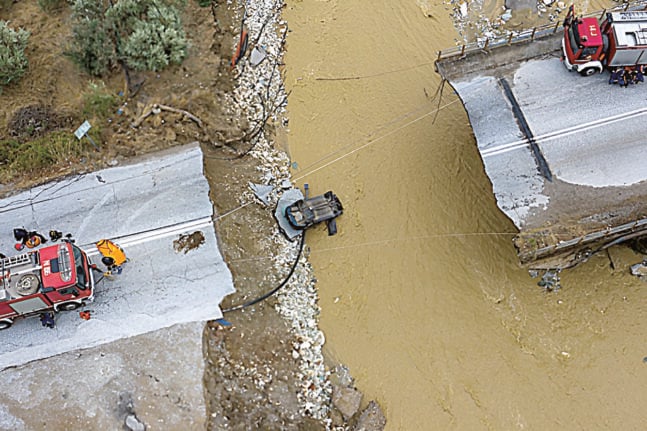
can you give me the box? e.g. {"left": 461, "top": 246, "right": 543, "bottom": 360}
{"left": 285, "top": 191, "right": 343, "bottom": 236}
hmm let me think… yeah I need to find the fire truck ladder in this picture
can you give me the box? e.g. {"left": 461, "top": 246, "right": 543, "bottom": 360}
{"left": 1, "top": 254, "right": 33, "bottom": 296}
{"left": 635, "top": 28, "right": 647, "bottom": 46}
{"left": 1, "top": 254, "right": 32, "bottom": 270}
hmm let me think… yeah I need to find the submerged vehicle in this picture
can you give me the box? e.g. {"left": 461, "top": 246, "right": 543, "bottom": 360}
{"left": 285, "top": 190, "right": 343, "bottom": 236}
{"left": 0, "top": 241, "right": 96, "bottom": 329}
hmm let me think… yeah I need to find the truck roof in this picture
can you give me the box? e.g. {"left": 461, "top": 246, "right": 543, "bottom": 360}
{"left": 578, "top": 17, "right": 603, "bottom": 47}
{"left": 609, "top": 11, "right": 647, "bottom": 47}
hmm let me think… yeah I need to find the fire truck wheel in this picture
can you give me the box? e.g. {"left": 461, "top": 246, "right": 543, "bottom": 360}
{"left": 58, "top": 302, "right": 80, "bottom": 311}
{"left": 0, "top": 320, "right": 12, "bottom": 330}
{"left": 580, "top": 67, "right": 597, "bottom": 76}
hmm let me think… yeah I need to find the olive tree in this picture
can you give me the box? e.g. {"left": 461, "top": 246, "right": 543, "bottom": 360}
{"left": 107, "top": 0, "right": 187, "bottom": 71}
{"left": 0, "top": 21, "right": 29, "bottom": 90}
{"left": 67, "top": 0, "right": 187, "bottom": 76}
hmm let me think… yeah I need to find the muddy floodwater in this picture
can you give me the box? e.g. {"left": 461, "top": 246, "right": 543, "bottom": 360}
{"left": 283, "top": 0, "right": 647, "bottom": 429}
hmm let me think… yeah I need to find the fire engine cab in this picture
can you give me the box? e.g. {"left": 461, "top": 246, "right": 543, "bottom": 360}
{"left": 562, "top": 6, "right": 647, "bottom": 75}
{"left": 0, "top": 242, "right": 95, "bottom": 329}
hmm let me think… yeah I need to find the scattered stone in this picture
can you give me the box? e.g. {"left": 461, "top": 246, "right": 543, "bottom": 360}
{"left": 222, "top": 0, "right": 350, "bottom": 422}
{"left": 250, "top": 46, "right": 268, "bottom": 67}
{"left": 353, "top": 401, "right": 387, "bottom": 431}
{"left": 332, "top": 385, "right": 362, "bottom": 421}
{"left": 537, "top": 269, "right": 561, "bottom": 291}
{"left": 630, "top": 260, "right": 647, "bottom": 278}
{"left": 329, "top": 364, "right": 353, "bottom": 387}
{"left": 125, "top": 414, "right": 146, "bottom": 431}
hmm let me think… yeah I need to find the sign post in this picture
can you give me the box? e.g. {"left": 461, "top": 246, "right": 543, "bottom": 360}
{"left": 74, "top": 120, "right": 99, "bottom": 151}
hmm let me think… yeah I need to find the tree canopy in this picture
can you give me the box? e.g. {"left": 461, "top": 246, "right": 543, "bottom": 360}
{"left": 0, "top": 21, "right": 29, "bottom": 90}
{"left": 68, "top": 0, "right": 188, "bottom": 76}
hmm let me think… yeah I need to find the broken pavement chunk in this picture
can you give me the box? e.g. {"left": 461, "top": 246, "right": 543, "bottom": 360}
{"left": 249, "top": 182, "right": 274, "bottom": 206}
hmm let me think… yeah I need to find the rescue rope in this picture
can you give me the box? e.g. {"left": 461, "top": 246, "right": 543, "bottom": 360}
{"left": 226, "top": 231, "right": 517, "bottom": 264}
{"left": 293, "top": 97, "right": 462, "bottom": 183}
{"left": 314, "top": 60, "right": 436, "bottom": 81}
{"left": 222, "top": 231, "right": 305, "bottom": 314}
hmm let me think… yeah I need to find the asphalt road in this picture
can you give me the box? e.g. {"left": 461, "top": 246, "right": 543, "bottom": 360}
{"left": 452, "top": 56, "right": 647, "bottom": 228}
{"left": 0, "top": 143, "right": 235, "bottom": 370}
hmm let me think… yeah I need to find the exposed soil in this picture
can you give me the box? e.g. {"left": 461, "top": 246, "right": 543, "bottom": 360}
{"left": 1, "top": 1, "right": 366, "bottom": 429}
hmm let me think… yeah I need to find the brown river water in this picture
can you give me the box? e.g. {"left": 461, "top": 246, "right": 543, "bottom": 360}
{"left": 282, "top": 0, "right": 647, "bottom": 429}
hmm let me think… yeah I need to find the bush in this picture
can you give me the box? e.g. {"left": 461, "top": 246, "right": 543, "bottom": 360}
{"left": 67, "top": 1, "right": 114, "bottom": 76}
{"left": 68, "top": 0, "right": 187, "bottom": 76}
{"left": 108, "top": 0, "right": 188, "bottom": 71}
{"left": 0, "top": 132, "right": 85, "bottom": 182}
{"left": 83, "top": 81, "right": 117, "bottom": 120}
{"left": 0, "top": 21, "right": 29, "bottom": 90}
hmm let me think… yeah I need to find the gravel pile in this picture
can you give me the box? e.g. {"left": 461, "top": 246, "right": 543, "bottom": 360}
{"left": 223, "top": 0, "right": 333, "bottom": 423}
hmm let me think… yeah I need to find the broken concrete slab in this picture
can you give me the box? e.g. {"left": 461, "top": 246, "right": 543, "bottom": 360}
{"left": 353, "top": 401, "right": 387, "bottom": 431}
{"left": 332, "top": 385, "right": 363, "bottom": 421}
{"left": 274, "top": 188, "right": 304, "bottom": 241}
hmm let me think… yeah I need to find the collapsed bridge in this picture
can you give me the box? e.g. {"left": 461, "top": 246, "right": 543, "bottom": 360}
{"left": 435, "top": 2, "right": 647, "bottom": 269}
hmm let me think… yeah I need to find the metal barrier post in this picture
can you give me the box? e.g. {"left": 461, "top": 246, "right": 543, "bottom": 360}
{"left": 531, "top": 27, "right": 537, "bottom": 41}
{"left": 484, "top": 38, "right": 490, "bottom": 50}
{"left": 460, "top": 44, "right": 466, "bottom": 56}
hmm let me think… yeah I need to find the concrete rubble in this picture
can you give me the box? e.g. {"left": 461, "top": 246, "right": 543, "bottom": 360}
{"left": 219, "top": 0, "right": 389, "bottom": 427}
{"left": 222, "top": 0, "right": 335, "bottom": 423}
{"left": 444, "top": 0, "right": 567, "bottom": 45}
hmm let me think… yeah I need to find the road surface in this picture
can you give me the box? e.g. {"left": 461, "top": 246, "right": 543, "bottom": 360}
{"left": 0, "top": 143, "right": 235, "bottom": 370}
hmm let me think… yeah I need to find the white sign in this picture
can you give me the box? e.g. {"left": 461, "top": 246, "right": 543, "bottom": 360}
{"left": 74, "top": 120, "right": 91, "bottom": 140}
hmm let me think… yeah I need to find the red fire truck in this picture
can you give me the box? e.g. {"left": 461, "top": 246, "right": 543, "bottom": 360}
{"left": 562, "top": 6, "right": 647, "bottom": 76}
{"left": 0, "top": 241, "right": 96, "bottom": 329}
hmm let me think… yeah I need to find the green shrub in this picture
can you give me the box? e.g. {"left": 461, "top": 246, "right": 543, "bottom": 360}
{"left": 0, "top": 132, "right": 85, "bottom": 181}
{"left": 67, "top": 1, "right": 114, "bottom": 76}
{"left": 0, "top": 21, "right": 29, "bottom": 89}
{"left": 68, "top": 0, "right": 187, "bottom": 76}
{"left": 83, "top": 81, "right": 117, "bottom": 120}
{"left": 108, "top": 0, "right": 187, "bottom": 71}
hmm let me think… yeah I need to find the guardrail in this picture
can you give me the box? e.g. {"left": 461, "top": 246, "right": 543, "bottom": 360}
{"left": 436, "top": 0, "right": 647, "bottom": 62}
{"left": 520, "top": 216, "right": 647, "bottom": 265}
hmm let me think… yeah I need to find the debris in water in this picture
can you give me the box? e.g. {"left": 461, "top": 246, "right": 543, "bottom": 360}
{"left": 537, "top": 269, "right": 561, "bottom": 291}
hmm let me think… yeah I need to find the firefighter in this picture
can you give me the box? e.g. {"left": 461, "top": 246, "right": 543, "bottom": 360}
{"left": 618, "top": 68, "right": 629, "bottom": 88}
{"left": 96, "top": 239, "right": 127, "bottom": 275}
{"left": 49, "top": 230, "right": 63, "bottom": 242}
{"left": 633, "top": 66, "right": 644, "bottom": 84}
{"left": 40, "top": 312, "right": 55, "bottom": 329}
{"left": 608, "top": 68, "right": 620, "bottom": 85}
{"left": 13, "top": 228, "right": 47, "bottom": 249}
